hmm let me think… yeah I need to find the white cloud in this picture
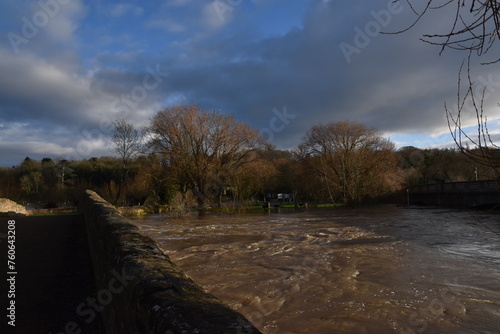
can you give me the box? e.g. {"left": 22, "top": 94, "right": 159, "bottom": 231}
{"left": 0, "top": 140, "right": 74, "bottom": 164}
{"left": 2, "top": 0, "right": 86, "bottom": 55}
{"left": 202, "top": 1, "right": 235, "bottom": 29}
{"left": 40, "top": 0, "right": 86, "bottom": 47}
{"left": 0, "top": 49, "right": 95, "bottom": 124}
{"left": 109, "top": 3, "right": 144, "bottom": 18}
{"left": 0, "top": 45, "right": 169, "bottom": 165}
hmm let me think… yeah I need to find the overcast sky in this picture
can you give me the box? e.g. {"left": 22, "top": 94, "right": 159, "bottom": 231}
{"left": 1, "top": 0, "right": 499, "bottom": 166}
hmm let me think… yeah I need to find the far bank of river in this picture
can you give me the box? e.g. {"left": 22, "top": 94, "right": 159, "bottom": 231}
{"left": 131, "top": 205, "right": 500, "bottom": 333}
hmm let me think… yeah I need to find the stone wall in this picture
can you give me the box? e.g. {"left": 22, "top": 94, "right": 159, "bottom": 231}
{"left": 79, "top": 190, "right": 261, "bottom": 334}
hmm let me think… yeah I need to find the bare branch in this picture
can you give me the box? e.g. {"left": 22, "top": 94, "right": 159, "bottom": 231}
{"left": 445, "top": 54, "right": 500, "bottom": 179}
{"left": 391, "top": 0, "right": 500, "bottom": 62}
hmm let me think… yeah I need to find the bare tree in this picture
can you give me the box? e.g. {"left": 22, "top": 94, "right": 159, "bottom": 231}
{"left": 299, "top": 121, "right": 397, "bottom": 205}
{"left": 111, "top": 119, "right": 143, "bottom": 165}
{"left": 395, "top": 0, "right": 500, "bottom": 63}
{"left": 147, "top": 105, "right": 266, "bottom": 212}
{"left": 110, "top": 119, "right": 143, "bottom": 204}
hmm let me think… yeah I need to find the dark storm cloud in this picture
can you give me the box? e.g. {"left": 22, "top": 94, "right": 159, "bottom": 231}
{"left": 158, "top": 0, "right": 499, "bottom": 147}
{"left": 1, "top": 0, "right": 499, "bottom": 166}
{"left": 0, "top": 51, "right": 90, "bottom": 125}
{"left": 152, "top": 0, "right": 454, "bottom": 146}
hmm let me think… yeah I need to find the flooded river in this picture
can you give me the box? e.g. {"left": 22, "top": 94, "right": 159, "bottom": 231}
{"left": 131, "top": 206, "right": 500, "bottom": 333}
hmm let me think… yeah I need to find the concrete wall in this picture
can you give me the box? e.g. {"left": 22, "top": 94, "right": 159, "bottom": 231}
{"left": 79, "top": 190, "right": 261, "bottom": 334}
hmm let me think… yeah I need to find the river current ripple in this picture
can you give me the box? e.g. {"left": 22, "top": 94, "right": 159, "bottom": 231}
{"left": 131, "top": 206, "right": 500, "bottom": 333}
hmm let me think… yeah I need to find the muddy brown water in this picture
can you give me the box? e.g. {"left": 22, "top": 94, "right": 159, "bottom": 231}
{"left": 131, "top": 206, "right": 500, "bottom": 333}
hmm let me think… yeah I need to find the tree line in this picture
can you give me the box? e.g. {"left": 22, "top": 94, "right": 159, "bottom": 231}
{"left": 0, "top": 105, "right": 496, "bottom": 210}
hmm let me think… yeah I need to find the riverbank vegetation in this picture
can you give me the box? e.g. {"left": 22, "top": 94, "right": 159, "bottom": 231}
{"left": 0, "top": 105, "right": 497, "bottom": 210}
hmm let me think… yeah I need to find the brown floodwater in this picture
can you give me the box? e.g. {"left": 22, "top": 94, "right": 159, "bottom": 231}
{"left": 131, "top": 205, "right": 500, "bottom": 333}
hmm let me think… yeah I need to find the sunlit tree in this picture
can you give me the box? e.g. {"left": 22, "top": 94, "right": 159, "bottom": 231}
{"left": 147, "top": 105, "right": 266, "bottom": 212}
{"left": 299, "top": 121, "right": 397, "bottom": 205}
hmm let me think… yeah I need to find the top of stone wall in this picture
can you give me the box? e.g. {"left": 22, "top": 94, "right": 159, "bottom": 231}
{"left": 0, "top": 198, "right": 27, "bottom": 216}
{"left": 80, "top": 190, "right": 261, "bottom": 334}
